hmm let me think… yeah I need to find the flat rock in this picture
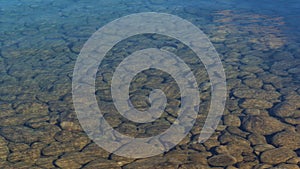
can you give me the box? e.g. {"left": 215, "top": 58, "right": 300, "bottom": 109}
{"left": 54, "top": 152, "right": 98, "bottom": 169}
{"left": 207, "top": 154, "right": 237, "bottom": 167}
{"left": 0, "top": 136, "right": 9, "bottom": 161}
{"left": 240, "top": 99, "right": 273, "bottom": 109}
{"left": 233, "top": 88, "right": 280, "bottom": 100}
{"left": 271, "top": 130, "right": 300, "bottom": 150}
{"left": 0, "top": 126, "right": 56, "bottom": 144}
{"left": 7, "top": 148, "right": 40, "bottom": 163}
{"left": 35, "top": 156, "right": 58, "bottom": 168}
{"left": 243, "top": 78, "right": 263, "bottom": 88}
{"left": 247, "top": 133, "right": 267, "bottom": 145}
{"left": 122, "top": 156, "right": 169, "bottom": 169}
{"left": 273, "top": 164, "right": 300, "bottom": 169}
{"left": 272, "top": 102, "right": 297, "bottom": 118}
{"left": 242, "top": 115, "right": 286, "bottom": 135}
{"left": 260, "top": 147, "right": 297, "bottom": 165}
{"left": 223, "top": 114, "right": 241, "bottom": 127}
{"left": 83, "top": 159, "right": 121, "bottom": 169}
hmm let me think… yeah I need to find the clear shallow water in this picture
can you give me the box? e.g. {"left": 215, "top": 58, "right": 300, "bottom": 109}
{"left": 0, "top": 0, "right": 300, "bottom": 168}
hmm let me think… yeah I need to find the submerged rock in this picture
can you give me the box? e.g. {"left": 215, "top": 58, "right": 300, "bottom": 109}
{"left": 240, "top": 99, "right": 273, "bottom": 109}
{"left": 260, "top": 147, "right": 297, "bottom": 165}
{"left": 0, "top": 136, "right": 9, "bottom": 161}
{"left": 207, "top": 154, "right": 237, "bottom": 167}
{"left": 242, "top": 115, "right": 286, "bottom": 135}
{"left": 272, "top": 102, "right": 298, "bottom": 118}
{"left": 271, "top": 130, "right": 300, "bottom": 150}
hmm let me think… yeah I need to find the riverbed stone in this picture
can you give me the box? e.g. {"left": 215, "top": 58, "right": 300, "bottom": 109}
{"left": 223, "top": 114, "right": 241, "bottom": 127}
{"left": 271, "top": 130, "right": 300, "bottom": 150}
{"left": 7, "top": 148, "right": 40, "bottom": 163}
{"left": 233, "top": 88, "right": 280, "bottom": 100}
{"left": 83, "top": 159, "right": 121, "bottom": 169}
{"left": 272, "top": 102, "right": 298, "bottom": 118}
{"left": 248, "top": 133, "right": 267, "bottom": 145}
{"left": 243, "top": 78, "right": 263, "bottom": 88}
{"left": 242, "top": 115, "right": 286, "bottom": 135}
{"left": 240, "top": 99, "right": 273, "bottom": 109}
{"left": 208, "top": 154, "right": 237, "bottom": 167}
{"left": 0, "top": 126, "right": 56, "bottom": 144}
{"left": 260, "top": 147, "right": 297, "bottom": 165}
{"left": 0, "top": 137, "right": 9, "bottom": 161}
{"left": 54, "top": 152, "right": 98, "bottom": 168}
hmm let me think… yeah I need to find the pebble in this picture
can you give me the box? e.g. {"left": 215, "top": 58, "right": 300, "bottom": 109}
{"left": 272, "top": 102, "right": 297, "bottom": 118}
{"left": 240, "top": 99, "right": 273, "bottom": 109}
{"left": 271, "top": 130, "right": 300, "bottom": 150}
{"left": 260, "top": 147, "right": 297, "bottom": 165}
{"left": 242, "top": 115, "right": 286, "bottom": 135}
{"left": 223, "top": 114, "right": 241, "bottom": 127}
{"left": 0, "top": 137, "right": 9, "bottom": 161}
{"left": 207, "top": 154, "right": 237, "bottom": 167}
{"left": 247, "top": 133, "right": 267, "bottom": 145}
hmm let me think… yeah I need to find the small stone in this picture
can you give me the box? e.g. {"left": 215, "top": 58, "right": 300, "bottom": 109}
{"left": 243, "top": 109, "right": 269, "bottom": 116}
{"left": 83, "top": 159, "right": 121, "bottom": 169}
{"left": 240, "top": 99, "right": 273, "bottom": 109}
{"left": 227, "top": 126, "right": 249, "bottom": 138}
{"left": 55, "top": 159, "right": 82, "bottom": 169}
{"left": 215, "top": 145, "right": 228, "bottom": 154}
{"left": 203, "top": 138, "right": 220, "bottom": 150}
{"left": 242, "top": 115, "right": 286, "bottom": 135}
{"left": 219, "top": 133, "right": 250, "bottom": 146}
{"left": 208, "top": 154, "right": 237, "bottom": 167}
{"left": 35, "top": 156, "right": 58, "bottom": 168}
{"left": 260, "top": 147, "right": 297, "bottom": 165}
{"left": 8, "top": 148, "right": 40, "bottom": 163}
{"left": 189, "top": 152, "right": 210, "bottom": 165}
{"left": 243, "top": 78, "right": 263, "bottom": 88}
{"left": 236, "top": 161, "right": 259, "bottom": 169}
{"left": 233, "top": 88, "right": 280, "bottom": 101}
{"left": 271, "top": 130, "right": 300, "bottom": 150}
{"left": 253, "top": 144, "right": 275, "bottom": 152}
{"left": 0, "top": 126, "right": 56, "bottom": 144}
{"left": 59, "top": 121, "right": 82, "bottom": 131}
{"left": 8, "top": 143, "right": 30, "bottom": 152}
{"left": 15, "top": 102, "right": 49, "bottom": 116}
{"left": 248, "top": 133, "right": 267, "bottom": 145}
{"left": 122, "top": 156, "right": 168, "bottom": 169}
{"left": 284, "top": 117, "right": 300, "bottom": 125}
{"left": 272, "top": 102, "right": 297, "bottom": 118}
{"left": 81, "top": 143, "right": 110, "bottom": 158}
{"left": 286, "top": 157, "right": 300, "bottom": 164}
{"left": 253, "top": 164, "right": 273, "bottom": 169}
{"left": 42, "top": 142, "right": 76, "bottom": 156}
{"left": 54, "top": 152, "right": 98, "bottom": 168}
{"left": 273, "top": 164, "right": 300, "bottom": 169}
{"left": 223, "top": 114, "right": 241, "bottom": 127}
{"left": 0, "top": 136, "right": 9, "bottom": 161}
{"left": 179, "top": 163, "right": 210, "bottom": 169}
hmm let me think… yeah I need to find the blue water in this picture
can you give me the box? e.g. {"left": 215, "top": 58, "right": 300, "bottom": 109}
{"left": 0, "top": 0, "right": 300, "bottom": 168}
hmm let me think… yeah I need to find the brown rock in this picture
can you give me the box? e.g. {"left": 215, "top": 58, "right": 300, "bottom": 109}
{"left": 271, "top": 130, "right": 300, "bottom": 150}
{"left": 248, "top": 133, "right": 267, "bottom": 145}
{"left": 242, "top": 115, "right": 286, "bottom": 135}
{"left": 240, "top": 99, "right": 273, "bottom": 109}
{"left": 208, "top": 154, "right": 237, "bottom": 167}
{"left": 272, "top": 102, "right": 297, "bottom": 118}
{"left": 260, "top": 147, "right": 297, "bottom": 165}
{"left": 35, "top": 156, "right": 58, "bottom": 168}
{"left": 83, "top": 159, "right": 121, "bottom": 169}
{"left": 273, "top": 164, "right": 300, "bottom": 169}
{"left": 223, "top": 114, "right": 241, "bottom": 127}
{"left": 8, "top": 148, "right": 40, "bottom": 163}
{"left": 0, "top": 136, "right": 8, "bottom": 161}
